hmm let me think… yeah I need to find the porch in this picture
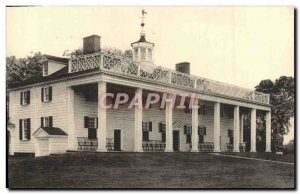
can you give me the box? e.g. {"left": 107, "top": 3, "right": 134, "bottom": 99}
{"left": 67, "top": 82, "right": 271, "bottom": 153}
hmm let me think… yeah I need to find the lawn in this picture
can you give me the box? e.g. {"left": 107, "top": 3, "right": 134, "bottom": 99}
{"left": 7, "top": 152, "right": 294, "bottom": 189}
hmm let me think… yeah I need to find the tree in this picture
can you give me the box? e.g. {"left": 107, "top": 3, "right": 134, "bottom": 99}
{"left": 63, "top": 47, "right": 133, "bottom": 59}
{"left": 255, "top": 76, "right": 294, "bottom": 152}
{"left": 6, "top": 52, "right": 43, "bottom": 87}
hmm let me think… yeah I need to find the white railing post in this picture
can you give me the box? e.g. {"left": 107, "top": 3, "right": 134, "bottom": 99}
{"left": 100, "top": 53, "right": 104, "bottom": 69}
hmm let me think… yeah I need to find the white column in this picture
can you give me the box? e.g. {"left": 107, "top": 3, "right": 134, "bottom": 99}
{"left": 67, "top": 87, "right": 75, "bottom": 150}
{"left": 240, "top": 114, "right": 244, "bottom": 143}
{"left": 233, "top": 106, "right": 240, "bottom": 152}
{"left": 165, "top": 94, "right": 173, "bottom": 152}
{"left": 191, "top": 98, "right": 199, "bottom": 152}
{"left": 266, "top": 111, "right": 271, "bottom": 152}
{"left": 214, "top": 102, "right": 221, "bottom": 152}
{"left": 98, "top": 81, "right": 107, "bottom": 152}
{"left": 250, "top": 108, "right": 257, "bottom": 152}
{"left": 134, "top": 88, "right": 143, "bottom": 152}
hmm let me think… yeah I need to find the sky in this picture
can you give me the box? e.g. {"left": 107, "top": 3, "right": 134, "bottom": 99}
{"left": 6, "top": 6, "right": 295, "bottom": 143}
{"left": 6, "top": 7, "right": 294, "bottom": 90}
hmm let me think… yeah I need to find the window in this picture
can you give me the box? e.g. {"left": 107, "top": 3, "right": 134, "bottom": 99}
{"left": 141, "top": 48, "right": 146, "bottom": 60}
{"left": 199, "top": 105, "right": 206, "bottom": 115}
{"left": 134, "top": 48, "right": 138, "bottom": 60}
{"left": 20, "top": 91, "right": 30, "bottom": 105}
{"left": 148, "top": 48, "right": 152, "bottom": 61}
{"left": 198, "top": 125, "right": 206, "bottom": 144}
{"left": 41, "top": 86, "right": 52, "bottom": 102}
{"left": 43, "top": 63, "right": 48, "bottom": 76}
{"left": 41, "top": 116, "right": 53, "bottom": 127}
{"left": 184, "top": 125, "right": 192, "bottom": 144}
{"left": 142, "top": 121, "right": 152, "bottom": 132}
{"left": 19, "top": 118, "right": 31, "bottom": 141}
{"left": 84, "top": 117, "right": 98, "bottom": 128}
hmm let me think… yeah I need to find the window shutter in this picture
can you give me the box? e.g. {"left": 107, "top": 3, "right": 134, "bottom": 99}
{"left": 159, "top": 123, "right": 162, "bottom": 133}
{"left": 184, "top": 125, "right": 187, "bottom": 134}
{"left": 49, "top": 86, "right": 52, "bottom": 101}
{"left": 148, "top": 122, "right": 152, "bottom": 132}
{"left": 20, "top": 92, "right": 23, "bottom": 105}
{"left": 27, "top": 91, "right": 30, "bottom": 104}
{"left": 204, "top": 126, "right": 206, "bottom": 135}
{"left": 41, "top": 88, "right": 44, "bottom": 102}
{"left": 84, "top": 116, "right": 89, "bottom": 128}
{"left": 49, "top": 116, "right": 53, "bottom": 127}
{"left": 198, "top": 126, "right": 200, "bottom": 135}
{"left": 41, "top": 117, "right": 44, "bottom": 127}
{"left": 96, "top": 117, "right": 98, "bottom": 128}
{"left": 19, "top": 119, "right": 22, "bottom": 140}
{"left": 27, "top": 118, "right": 31, "bottom": 140}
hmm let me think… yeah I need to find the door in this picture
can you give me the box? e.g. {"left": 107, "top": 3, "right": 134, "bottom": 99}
{"left": 88, "top": 128, "right": 97, "bottom": 139}
{"left": 114, "top": 130, "right": 121, "bottom": 151}
{"left": 38, "top": 139, "right": 49, "bottom": 156}
{"left": 173, "top": 130, "right": 180, "bottom": 151}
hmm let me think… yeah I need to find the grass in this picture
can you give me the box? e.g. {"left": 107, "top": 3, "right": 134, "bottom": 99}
{"left": 8, "top": 152, "right": 294, "bottom": 189}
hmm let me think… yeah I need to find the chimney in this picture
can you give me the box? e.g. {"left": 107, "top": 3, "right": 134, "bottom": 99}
{"left": 176, "top": 62, "right": 190, "bottom": 74}
{"left": 83, "top": 35, "right": 101, "bottom": 55}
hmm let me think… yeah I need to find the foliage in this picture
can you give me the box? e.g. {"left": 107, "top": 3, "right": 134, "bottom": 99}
{"left": 6, "top": 52, "right": 43, "bottom": 88}
{"left": 63, "top": 47, "right": 133, "bottom": 59}
{"left": 255, "top": 76, "right": 294, "bottom": 152}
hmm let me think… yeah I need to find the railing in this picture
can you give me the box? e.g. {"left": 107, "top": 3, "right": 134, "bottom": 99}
{"left": 106, "top": 138, "right": 114, "bottom": 151}
{"left": 198, "top": 142, "right": 214, "bottom": 152}
{"left": 142, "top": 140, "right": 166, "bottom": 152}
{"left": 69, "top": 52, "right": 270, "bottom": 104}
{"left": 77, "top": 137, "right": 98, "bottom": 151}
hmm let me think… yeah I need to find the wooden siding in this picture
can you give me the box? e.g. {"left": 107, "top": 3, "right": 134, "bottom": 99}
{"left": 9, "top": 82, "right": 69, "bottom": 153}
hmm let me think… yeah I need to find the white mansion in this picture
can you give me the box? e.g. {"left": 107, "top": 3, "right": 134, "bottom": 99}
{"left": 8, "top": 23, "right": 272, "bottom": 157}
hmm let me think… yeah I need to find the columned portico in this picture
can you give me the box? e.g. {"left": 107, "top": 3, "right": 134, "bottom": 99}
{"left": 98, "top": 81, "right": 107, "bottom": 152}
{"left": 134, "top": 88, "right": 143, "bottom": 152}
{"left": 191, "top": 98, "right": 199, "bottom": 152}
{"left": 265, "top": 111, "right": 271, "bottom": 152}
{"left": 250, "top": 108, "right": 257, "bottom": 152}
{"left": 213, "top": 102, "right": 221, "bottom": 152}
{"left": 233, "top": 106, "right": 240, "bottom": 152}
{"left": 165, "top": 94, "right": 173, "bottom": 152}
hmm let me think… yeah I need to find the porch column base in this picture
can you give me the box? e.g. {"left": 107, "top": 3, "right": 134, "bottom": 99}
{"left": 250, "top": 150, "right": 256, "bottom": 153}
{"left": 214, "top": 149, "right": 221, "bottom": 152}
{"left": 265, "top": 150, "right": 271, "bottom": 153}
{"left": 165, "top": 149, "right": 173, "bottom": 152}
{"left": 233, "top": 149, "right": 240, "bottom": 152}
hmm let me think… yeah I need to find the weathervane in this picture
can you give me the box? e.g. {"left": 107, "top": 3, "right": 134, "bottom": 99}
{"left": 140, "top": 9, "right": 147, "bottom": 31}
